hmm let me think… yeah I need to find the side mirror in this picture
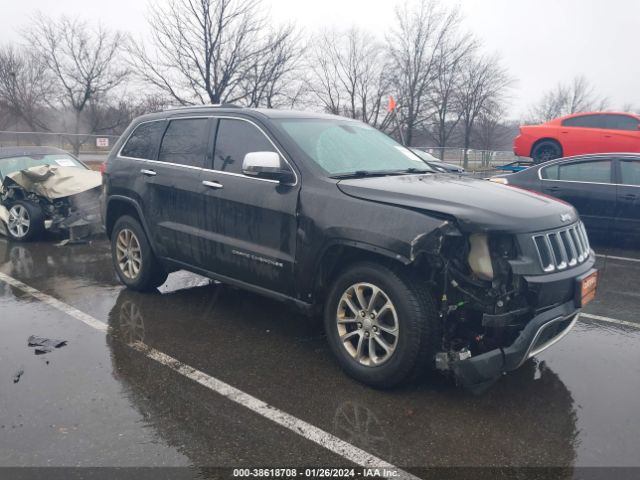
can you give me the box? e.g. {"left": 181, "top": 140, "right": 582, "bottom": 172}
{"left": 242, "top": 152, "right": 295, "bottom": 183}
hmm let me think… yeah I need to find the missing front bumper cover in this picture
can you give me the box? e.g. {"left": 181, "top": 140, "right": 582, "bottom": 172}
{"left": 447, "top": 299, "right": 581, "bottom": 392}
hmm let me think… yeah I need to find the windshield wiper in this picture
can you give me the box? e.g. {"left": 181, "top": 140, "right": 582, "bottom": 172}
{"left": 330, "top": 168, "right": 432, "bottom": 179}
{"left": 330, "top": 170, "right": 391, "bottom": 179}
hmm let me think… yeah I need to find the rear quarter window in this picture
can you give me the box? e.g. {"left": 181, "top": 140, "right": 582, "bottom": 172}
{"left": 620, "top": 160, "right": 640, "bottom": 185}
{"left": 603, "top": 115, "right": 639, "bottom": 131}
{"left": 120, "top": 121, "right": 166, "bottom": 160}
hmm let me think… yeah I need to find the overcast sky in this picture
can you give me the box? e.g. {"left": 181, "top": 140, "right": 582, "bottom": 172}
{"left": 2, "top": 0, "right": 639, "bottom": 119}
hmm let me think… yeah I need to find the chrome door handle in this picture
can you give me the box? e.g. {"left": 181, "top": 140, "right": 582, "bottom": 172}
{"left": 140, "top": 169, "right": 157, "bottom": 176}
{"left": 202, "top": 180, "right": 223, "bottom": 189}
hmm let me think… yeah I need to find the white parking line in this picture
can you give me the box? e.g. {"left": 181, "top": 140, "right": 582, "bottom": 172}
{"left": 0, "top": 271, "right": 419, "bottom": 479}
{"left": 596, "top": 253, "right": 640, "bottom": 264}
{"left": 0, "top": 272, "right": 108, "bottom": 333}
{"left": 578, "top": 312, "right": 640, "bottom": 329}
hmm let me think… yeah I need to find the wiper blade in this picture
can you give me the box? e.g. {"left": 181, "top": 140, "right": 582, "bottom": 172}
{"left": 330, "top": 170, "right": 390, "bottom": 179}
{"left": 330, "top": 168, "right": 432, "bottom": 179}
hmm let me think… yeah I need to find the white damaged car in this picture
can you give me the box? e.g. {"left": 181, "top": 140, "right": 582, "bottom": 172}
{"left": 0, "top": 147, "right": 103, "bottom": 242}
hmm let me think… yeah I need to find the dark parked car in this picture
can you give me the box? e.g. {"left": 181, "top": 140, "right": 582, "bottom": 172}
{"left": 103, "top": 106, "right": 597, "bottom": 391}
{"left": 410, "top": 148, "right": 465, "bottom": 173}
{"left": 490, "top": 153, "right": 640, "bottom": 235}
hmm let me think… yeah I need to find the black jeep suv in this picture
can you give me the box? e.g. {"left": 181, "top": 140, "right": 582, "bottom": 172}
{"left": 103, "top": 106, "right": 597, "bottom": 390}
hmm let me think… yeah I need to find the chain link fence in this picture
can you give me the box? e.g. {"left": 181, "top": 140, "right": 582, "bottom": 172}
{"left": 0, "top": 131, "right": 120, "bottom": 160}
{"left": 415, "top": 147, "right": 525, "bottom": 175}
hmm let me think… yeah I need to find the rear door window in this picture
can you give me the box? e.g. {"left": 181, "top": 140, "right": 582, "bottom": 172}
{"left": 120, "top": 121, "right": 166, "bottom": 160}
{"left": 158, "top": 118, "right": 209, "bottom": 168}
{"left": 213, "top": 119, "right": 277, "bottom": 175}
{"left": 542, "top": 160, "right": 612, "bottom": 183}
{"left": 561, "top": 115, "right": 606, "bottom": 129}
{"left": 620, "top": 160, "right": 640, "bottom": 186}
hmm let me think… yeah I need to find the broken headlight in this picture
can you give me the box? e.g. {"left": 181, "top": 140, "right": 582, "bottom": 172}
{"left": 467, "top": 233, "right": 518, "bottom": 281}
{"left": 468, "top": 233, "right": 493, "bottom": 280}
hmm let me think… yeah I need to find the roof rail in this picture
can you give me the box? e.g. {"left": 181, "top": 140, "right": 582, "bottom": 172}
{"left": 165, "top": 103, "right": 243, "bottom": 111}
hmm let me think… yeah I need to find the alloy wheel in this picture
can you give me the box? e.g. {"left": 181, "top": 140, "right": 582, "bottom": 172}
{"left": 7, "top": 205, "right": 30, "bottom": 239}
{"left": 336, "top": 283, "right": 399, "bottom": 366}
{"left": 115, "top": 228, "right": 142, "bottom": 280}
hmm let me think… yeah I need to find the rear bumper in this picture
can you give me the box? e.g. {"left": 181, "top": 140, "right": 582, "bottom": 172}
{"left": 513, "top": 133, "right": 533, "bottom": 157}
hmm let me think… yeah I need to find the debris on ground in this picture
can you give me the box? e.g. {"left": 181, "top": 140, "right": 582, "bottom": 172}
{"left": 27, "top": 335, "right": 67, "bottom": 355}
{"left": 13, "top": 367, "right": 24, "bottom": 384}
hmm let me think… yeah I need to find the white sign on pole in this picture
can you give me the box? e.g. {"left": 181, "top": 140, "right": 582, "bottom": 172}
{"left": 96, "top": 137, "right": 109, "bottom": 147}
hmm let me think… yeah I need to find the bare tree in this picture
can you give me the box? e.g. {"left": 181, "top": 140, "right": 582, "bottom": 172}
{"left": 474, "top": 107, "right": 507, "bottom": 151}
{"left": 130, "top": 0, "right": 300, "bottom": 107}
{"left": 85, "top": 94, "right": 168, "bottom": 137}
{"left": 308, "top": 28, "right": 389, "bottom": 126}
{"left": 241, "top": 25, "right": 305, "bottom": 108}
{"left": 426, "top": 30, "right": 476, "bottom": 158}
{"left": 0, "top": 45, "right": 52, "bottom": 132}
{"left": 386, "top": 0, "right": 463, "bottom": 145}
{"left": 528, "top": 75, "right": 609, "bottom": 122}
{"left": 456, "top": 55, "right": 510, "bottom": 168}
{"left": 620, "top": 102, "right": 636, "bottom": 113}
{"left": 24, "top": 15, "right": 129, "bottom": 153}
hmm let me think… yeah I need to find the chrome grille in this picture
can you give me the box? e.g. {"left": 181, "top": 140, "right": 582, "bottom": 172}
{"left": 532, "top": 222, "right": 590, "bottom": 272}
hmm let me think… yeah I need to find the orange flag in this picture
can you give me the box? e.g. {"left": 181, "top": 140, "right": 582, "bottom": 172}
{"left": 388, "top": 96, "right": 396, "bottom": 112}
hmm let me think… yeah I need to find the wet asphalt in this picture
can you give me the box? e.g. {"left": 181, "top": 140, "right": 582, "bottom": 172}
{"left": 0, "top": 234, "right": 639, "bottom": 475}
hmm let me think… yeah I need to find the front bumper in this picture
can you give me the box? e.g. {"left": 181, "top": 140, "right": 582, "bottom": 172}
{"left": 451, "top": 263, "right": 597, "bottom": 392}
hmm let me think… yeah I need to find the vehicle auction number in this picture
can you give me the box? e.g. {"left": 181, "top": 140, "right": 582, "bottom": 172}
{"left": 233, "top": 468, "right": 397, "bottom": 478}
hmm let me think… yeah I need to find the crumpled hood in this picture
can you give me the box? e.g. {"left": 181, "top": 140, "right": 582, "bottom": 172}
{"left": 337, "top": 174, "right": 578, "bottom": 233}
{"left": 4, "top": 165, "right": 101, "bottom": 200}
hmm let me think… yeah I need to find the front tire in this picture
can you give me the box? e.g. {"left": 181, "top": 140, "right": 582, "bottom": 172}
{"left": 324, "top": 262, "right": 440, "bottom": 388}
{"left": 111, "top": 215, "right": 168, "bottom": 292}
{"left": 6, "top": 201, "right": 45, "bottom": 242}
{"left": 531, "top": 140, "right": 562, "bottom": 163}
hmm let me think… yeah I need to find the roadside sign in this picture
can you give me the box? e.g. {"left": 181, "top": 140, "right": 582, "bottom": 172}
{"left": 96, "top": 137, "right": 109, "bottom": 147}
{"left": 388, "top": 96, "right": 396, "bottom": 112}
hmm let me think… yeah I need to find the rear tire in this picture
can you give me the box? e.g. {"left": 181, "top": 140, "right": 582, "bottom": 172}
{"left": 323, "top": 262, "right": 440, "bottom": 388}
{"left": 531, "top": 140, "right": 562, "bottom": 163}
{"left": 6, "top": 200, "right": 45, "bottom": 242}
{"left": 111, "top": 215, "right": 168, "bottom": 292}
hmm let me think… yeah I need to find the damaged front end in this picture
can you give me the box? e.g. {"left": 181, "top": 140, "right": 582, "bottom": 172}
{"left": 413, "top": 221, "right": 596, "bottom": 392}
{"left": 0, "top": 165, "right": 103, "bottom": 242}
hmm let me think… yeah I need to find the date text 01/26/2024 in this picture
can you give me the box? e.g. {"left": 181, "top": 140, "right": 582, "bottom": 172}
{"left": 232, "top": 468, "right": 400, "bottom": 478}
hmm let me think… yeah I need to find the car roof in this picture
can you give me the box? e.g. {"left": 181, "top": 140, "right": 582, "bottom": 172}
{"left": 132, "top": 105, "right": 354, "bottom": 124}
{"left": 0, "top": 146, "right": 69, "bottom": 160}
{"left": 501, "top": 152, "right": 640, "bottom": 178}
{"left": 554, "top": 111, "right": 640, "bottom": 121}
{"left": 539, "top": 152, "right": 640, "bottom": 163}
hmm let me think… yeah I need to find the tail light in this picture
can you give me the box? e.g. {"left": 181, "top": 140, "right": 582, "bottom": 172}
{"left": 99, "top": 162, "right": 107, "bottom": 175}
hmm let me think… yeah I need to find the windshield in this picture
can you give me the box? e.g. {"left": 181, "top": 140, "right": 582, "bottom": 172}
{"left": 275, "top": 119, "right": 433, "bottom": 176}
{"left": 0, "top": 153, "right": 84, "bottom": 179}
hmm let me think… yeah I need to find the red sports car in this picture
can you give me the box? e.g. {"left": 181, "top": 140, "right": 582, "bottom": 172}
{"left": 514, "top": 112, "right": 640, "bottom": 163}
